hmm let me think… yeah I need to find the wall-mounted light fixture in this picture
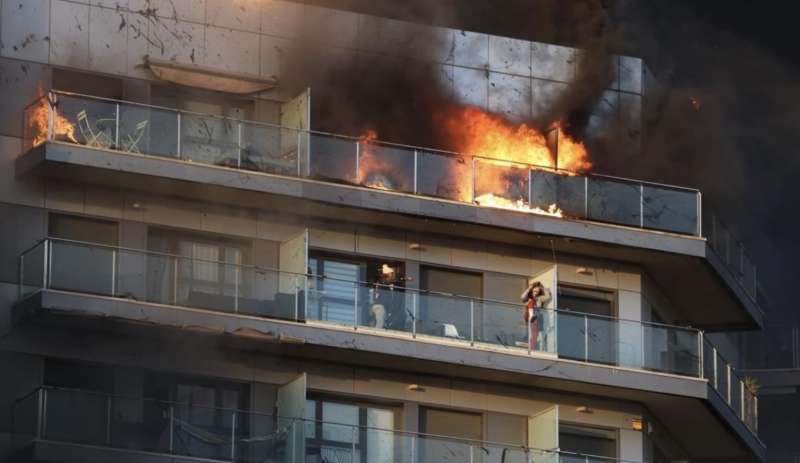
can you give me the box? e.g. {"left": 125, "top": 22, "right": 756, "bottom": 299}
{"left": 630, "top": 418, "right": 644, "bottom": 431}
{"left": 576, "top": 406, "right": 594, "bottom": 414}
{"left": 576, "top": 267, "right": 593, "bottom": 276}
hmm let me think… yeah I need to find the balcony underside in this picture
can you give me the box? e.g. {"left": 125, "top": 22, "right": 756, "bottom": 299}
{"left": 16, "top": 142, "right": 761, "bottom": 331}
{"left": 7, "top": 290, "right": 765, "bottom": 462}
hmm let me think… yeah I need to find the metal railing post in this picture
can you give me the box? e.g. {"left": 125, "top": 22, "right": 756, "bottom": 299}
{"left": 412, "top": 293, "right": 417, "bottom": 339}
{"left": 41, "top": 388, "right": 48, "bottom": 439}
{"left": 115, "top": 103, "right": 120, "bottom": 149}
{"left": 697, "top": 191, "right": 703, "bottom": 237}
{"left": 44, "top": 240, "right": 52, "bottom": 289}
{"left": 176, "top": 112, "right": 182, "bottom": 159}
{"left": 584, "top": 314, "right": 589, "bottom": 361}
{"left": 36, "top": 388, "right": 44, "bottom": 439}
{"left": 18, "top": 254, "right": 24, "bottom": 299}
{"left": 698, "top": 331, "right": 704, "bottom": 378}
{"left": 294, "top": 276, "right": 300, "bottom": 321}
{"left": 713, "top": 347, "right": 719, "bottom": 389}
{"left": 640, "top": 321, "right": 645, "bottom": 369}
{"left": 355, "top": 139, "right": 360, "bottom": 183}
{"left": 231, "top": 411, "right": 237, "bottom": 461}
{"left": 584, "top": 176, "right": 589, "bottom": 218}
{"left": 528, "top": 168, "right": 533, "bottom": 207}
{"left": 726, "top": 365, "right": 732, "bottom": 403}
{"left": 639, "top": 184, "right": 644, "bottom": 228}
{"left": 353, "top": 284, "right": 359, "bottom": 329}
{"left": 413, "top": 150, "right": 419, "bottom": 194}
{"left": 471, "top": 157, "right": 477, "bottom": 202}
{"left": 237, "top": 122, "right": 243, "bottom": 168}
{"left": 172, "top": 256, "right": 179, "bottom": 305}
{"left": 411, "top": 434, "right": 417, "bottom": 463}
{"left": 169, "top": 405, "right": 174, "bottom": 453}
{"left": 296, "top": 130, "right": 303, "bottom": 177}
{"left": 470, "top": 299, "right": 475, "bottom": 346}
{"left": 111, "top": 249, "right": 117, "bottom": 297}
{"left": 740, "top": 381, "right": 745, "bottom": 418}
{"left": 234, "top": 265, "right": 239, "bottom": 313}
{"left": 106, "top": 395, "right": 112, "bottom": 444}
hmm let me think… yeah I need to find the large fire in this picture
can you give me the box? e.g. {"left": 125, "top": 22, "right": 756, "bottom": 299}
{"left": 356, "top": 106, "right": 591, "bottom": 218}
{"left": 28, "top": 96, "right": 77, "bottom": 146}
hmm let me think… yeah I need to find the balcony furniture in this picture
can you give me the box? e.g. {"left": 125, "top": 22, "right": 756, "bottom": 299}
{"left": 122, "top": 120, "right": 149, "bottom": 154}
{"left": 77, "top": 110, "right": 114, "bottom": 149}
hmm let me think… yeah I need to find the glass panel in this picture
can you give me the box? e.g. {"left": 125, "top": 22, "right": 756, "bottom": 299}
{"left": 307, "top": 275, "right": 358, "bottom": 327}
{"left": 173, "top": 257, "right": 236, "bottom": 314}
{"left": 308, "top": 133, "right": 358, "bottom": 183}
{"left": 587, "top": 177, "right": 641, "bottom": 227}
{"left": 617, "top": 319, "right": 643, "bottom": 369}
{"left": 358, "top": 283, "right": 410, "bottom": 333}
{"left": 557, "top": 311, "right": 587, "bottom": 361}
{"left": 358, "top": 142, "right": 415, "bottom": 193}
{"left": 237, "top": 267, "right": 298, "bottom": 320}
{"left": 642, "top": 326, "right": 699, "bottom": 376}
{"left": 473, "top": 159, "right": 529, "bottom": 209}
{"left": 730, "top": 374, "right": 743, "bottom": 419}
{"left": 172, "top": 405, "right": 233, "bottom": 461}
{"left": 642, "top": 186, "right": 698, "bottom": 235}
{"left": 586, "top": 315, "right": 618, "bottom": 365}
{"left": 306, "top": 422, "right": 357, "bottom": 463}
{"left": 12, "top": 391, "right": 39, "bottom": 438}
{"left": 742, "top": 252, "right": 757, "bottom": 300}
{"left": 237, "top": 412, "right": 288, "bottom": 463}
{"left": 530, "top": 170, "right": 586, "bottom": 218}
{"left": 109, "top": 397, "right": 171, "bottom": 454}
{"left": 417, "top": 292, "right": 470, "bottom": 343}
{"left": 241, "top": 123, "right": 300, "bottom": 176}
{"left": 43, "top": 388, "right": 108, "bottom": 445}
{"left": 474, "top": 300, "right": 529, "bottom": 351}
{"left": 55, "top": 94, "right": 117, "bottom": 149}
{"left": 119, "top": 103, "right": 178, "bottom": 158}
{"left": 416, "top": 152, "right": 472, "bottom": 201}
{"left": 180, "top": 114, "right": 239, "bottom": 167}
{"left": 20, "top": 242, "right": 45, "bottom": 299}
{"left": 703, "top": 339, "right": 717, "bottom": 386}
{"left": 114, "top": 248, "right": 149, "bottom": 302}
{"left": 716, "top": 356, "right": 729, "bottom": 402}
{"left": 417, "top": 435, "right": 471, "bottom": 463}
{"left": 49, "top": 241, "right": 114, "bottom": 295}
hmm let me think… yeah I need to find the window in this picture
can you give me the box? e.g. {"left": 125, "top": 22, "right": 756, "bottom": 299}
{"left": 419, "top": 266, "right": 482, "bottom": 339}
{"left": 558, "top": 286, "right": 615, "bottom": 317}
{"left": 146, "top": 229, "right": 251, "bottom": 307}
{"left": 308, "top": 251, "right": 404, "bottom": 329}
{"left": 49, "top": 213, "right": 118, "bottom": 245}
{"left": 559, "top": 424, "right": 617, "bottom": 459}
{"left": 305, "top": 397, "right": 400, "bottom": 463}
{"left": 557, "top": 286, "right": 618, "bottom": 364}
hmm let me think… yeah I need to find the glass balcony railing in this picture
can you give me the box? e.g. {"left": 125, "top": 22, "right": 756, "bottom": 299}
{"left": 18, "top": 239, "right": 758, "bottom": 437}
{"left": 12, "top": 386, "right": 636, "bottom": 463}
{"left": 22, "top": 91, "right": 760, "bottom": 305}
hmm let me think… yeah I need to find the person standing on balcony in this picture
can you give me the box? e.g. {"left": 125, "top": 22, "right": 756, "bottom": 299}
{"left": 521, "top": 280, "right": 551, "bottom": 350}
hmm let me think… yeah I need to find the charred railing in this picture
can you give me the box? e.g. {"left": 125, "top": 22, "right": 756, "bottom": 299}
{"left": 22, "top": 91, "right": 757, "bottom": 303}
{"left": 18, "top": 239, "right": 758, "bottom": 436}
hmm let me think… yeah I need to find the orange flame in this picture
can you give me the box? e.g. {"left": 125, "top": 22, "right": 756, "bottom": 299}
{"left": 28, "top": 96, "right": 77, "bottom": 146}
{"left": 356, "top": 129, "right": 411, "bottom": 191}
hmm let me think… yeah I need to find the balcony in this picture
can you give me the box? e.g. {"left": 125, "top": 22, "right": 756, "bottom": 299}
{"left": 12, "top": 386, "right": 632, "bottom": 463}
{"left": 18, "top": 92, "right": 760, "bottom": 330}
{"left": 16, "top": 239, "right": 760, "bottom": 448}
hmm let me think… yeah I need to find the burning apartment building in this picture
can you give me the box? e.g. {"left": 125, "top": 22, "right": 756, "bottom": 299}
{"left": 0, "top": 1, "right": 766, "bottom": 462}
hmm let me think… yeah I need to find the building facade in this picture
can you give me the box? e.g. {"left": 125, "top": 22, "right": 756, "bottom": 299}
{"left": 0, "top": 1, "right": 765, "bottom": 462}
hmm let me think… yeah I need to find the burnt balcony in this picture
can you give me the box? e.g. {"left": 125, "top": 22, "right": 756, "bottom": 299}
{"left": 17, "top": 91, "right": 761, "bottom": 329}
{"left": 15, "top": 238, "right": 762, "bottom": 456}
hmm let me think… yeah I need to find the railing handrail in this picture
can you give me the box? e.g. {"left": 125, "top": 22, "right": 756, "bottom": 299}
{"left": 15, "top": 385, "right": 638, "bottom": 462}
{"left": 27, "top": 237, "right": 700, "bottom": 332}
{"left": 46, "top": 90, "right": 700, "bottom": 194}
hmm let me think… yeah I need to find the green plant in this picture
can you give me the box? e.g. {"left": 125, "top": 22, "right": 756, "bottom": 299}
{"left": 744, "top": 376, "right": 760, "bottom": 394}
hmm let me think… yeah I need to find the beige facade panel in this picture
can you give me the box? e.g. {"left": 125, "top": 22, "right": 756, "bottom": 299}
{"left": 206, "top": 0, "right": 261, "bottom": 33}
{"left": 50, "top": 0, "right": 90, "bottom": 68}
{"left": 489, "top": 34, "right": 532, "bottom": 77}
{"left": 205, "top": 26, "right": 260, "bottom": 75}
{"left": 88, "top": 7, "right": 129, "bottom": 76}
{"left": 0, "top": 0, "right": 50, "bottom": 63}
{"left": 0, "top": 135, "right": 44, "bottom": 208}
{"left": 454, "top": 29, "right": 489, "bottom": 69}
